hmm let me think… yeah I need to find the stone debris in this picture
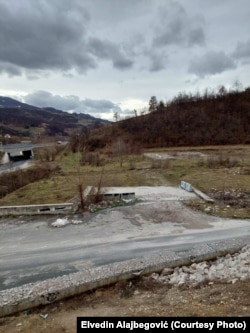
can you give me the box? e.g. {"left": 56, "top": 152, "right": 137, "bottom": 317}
{"left": 150, "top": 245, "right": 250, "bottom": 287}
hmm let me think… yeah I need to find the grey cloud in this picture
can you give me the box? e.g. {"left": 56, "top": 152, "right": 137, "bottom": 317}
{"left": 83, "top": 99, "right": 114, "bottom": 109}
{"left": 0, "top": 62, "right": 22, "bottom": 76}
{"left": 232, "top": 39, "right": 250, "bottom": 63}
{"left": 148, "top": 53, "right": 167, "bottom": 72}
{"left": 24, "top": 91, "right": 80, "bottom": 110}
{"left": 88, "top": 38, "right": 133, "bottom": 70}
{"left": 188, "top": 28, "right": 205, "bottom": 47}
{"left": 188, "top": 51, "right": 236, "bottom": 77}
{"left": 24, "top": 91, "right": 122, "bottom": 116}
{"left": 152, "top": 1, "right": 206, "bottom": 48}
{"left": 0, "top": 0, "right": 133, "bottom": 76}
{"left": 113, "top": 58, "right": 133, "bottom": 70}
{"left": 80, "top": 99, "right": 121, "bottom": 114}
{"left": 83, "top": 0, "right": 152, "bottom": 24}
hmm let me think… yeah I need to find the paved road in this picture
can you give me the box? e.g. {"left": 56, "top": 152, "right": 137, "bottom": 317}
{"left": 0, "top": 142, "right": 63, "bottom": 153}
{"left": 0, "top": 187, "right": 249, "bottom": 290}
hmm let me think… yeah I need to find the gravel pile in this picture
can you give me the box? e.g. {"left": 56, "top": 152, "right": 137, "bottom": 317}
{"left": 150, "top": 244, "right": 250, "bottom": 287}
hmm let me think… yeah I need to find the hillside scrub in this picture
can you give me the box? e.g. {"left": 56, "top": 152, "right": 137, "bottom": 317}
{"left": 85, "top": 86, "right": 250, "bottom": 151}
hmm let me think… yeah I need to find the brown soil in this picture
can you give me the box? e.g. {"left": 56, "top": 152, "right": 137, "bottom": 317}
{"left": 0, "top": 277, "right": 249, "bottom": 333}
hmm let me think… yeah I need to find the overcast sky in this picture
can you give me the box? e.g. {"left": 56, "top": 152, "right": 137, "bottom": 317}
{"left": 0, "top": 0, "right": 249, "bottom": 120}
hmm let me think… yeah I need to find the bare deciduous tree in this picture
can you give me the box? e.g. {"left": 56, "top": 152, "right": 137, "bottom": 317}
{"left": 111, "top": 137, "right": 128, "bottom": 167}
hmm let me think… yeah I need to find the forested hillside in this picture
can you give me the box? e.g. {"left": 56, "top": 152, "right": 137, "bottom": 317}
{"left": 84, "top": 86, "right": 250, "bottom": 151}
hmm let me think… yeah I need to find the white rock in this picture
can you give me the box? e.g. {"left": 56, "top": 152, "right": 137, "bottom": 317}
{"left": 216, "top": 263, "right": 224, "bottom": 270}
{"left": 161, "top": 268, "right": 174, "bottom": 276}
{"left": 51, "top": 218, "right": 69, "bottom": 227}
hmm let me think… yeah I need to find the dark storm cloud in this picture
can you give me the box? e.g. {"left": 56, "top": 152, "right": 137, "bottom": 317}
{"left": 24, "top": 91, "right": 122, "bottom": 115}
{"left": 188, "top": 51, "right": 236, "bottom": 77}
{"left": 232, "top": 39, "right": 250, "bottom": 63}
{"left": 0, "top": 0, "right": 97, "bottom": 74}
{"left": 152, "top": 1, "right": 205, "bottom": 48}
{"left": 0, "top": 0, "right": 133, "bottom": 76}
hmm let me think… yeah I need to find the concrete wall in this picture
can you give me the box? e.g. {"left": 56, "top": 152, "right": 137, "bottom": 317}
{"left": 83, "top": 186, "right": 135, "bottom": 202}
{"left": 0, "top": 203, "right": 74, "bottom": 216}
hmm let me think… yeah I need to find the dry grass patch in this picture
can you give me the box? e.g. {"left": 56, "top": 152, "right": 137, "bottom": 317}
{"left": 0, "top": 145, "right": 249, "bottom": 218}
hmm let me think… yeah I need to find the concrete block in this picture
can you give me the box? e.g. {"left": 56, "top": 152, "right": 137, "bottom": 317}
{"left": 180, "top": 181, "right": 193, "bottom": 192}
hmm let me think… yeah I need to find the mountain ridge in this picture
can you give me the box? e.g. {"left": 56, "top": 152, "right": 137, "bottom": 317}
{"left": 0, "top": 96, "right": 110, "bottom": 140}
{"left": 0, "top": 96, "right": 40, "bottom": 110}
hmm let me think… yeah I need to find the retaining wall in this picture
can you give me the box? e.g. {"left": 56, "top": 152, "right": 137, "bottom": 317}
{"left": 0, "top": 203, "right": 74, "bottom": 216}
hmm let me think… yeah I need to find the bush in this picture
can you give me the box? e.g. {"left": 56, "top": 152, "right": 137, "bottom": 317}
{"left": 0, "top": 165, "right": 53, "bottom": 199}
{"left": 199, "top": 154, "right": 240, "bottom": 168}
